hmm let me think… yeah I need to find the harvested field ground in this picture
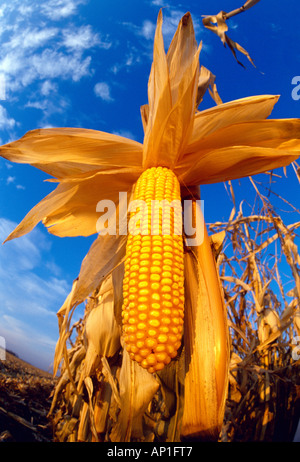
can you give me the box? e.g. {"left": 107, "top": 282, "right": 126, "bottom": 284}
{"left": 0, "top": 352, "right": 56, "bottom": 442}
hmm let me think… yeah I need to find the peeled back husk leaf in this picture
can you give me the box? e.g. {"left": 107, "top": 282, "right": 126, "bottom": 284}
{"left": 82, "top": 274, "right": 121, "bottom": 378}
{"left": 109, "top": 344, "right": 159, "bottom": 442}
{"left": 181, "top": 193, "right": 229, "bottom": 441}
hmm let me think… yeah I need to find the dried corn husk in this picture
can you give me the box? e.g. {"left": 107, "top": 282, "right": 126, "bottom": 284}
{"left": 81, "top": 275, "right": 121, "bottom": 380}
{"left": 181, "top": 189, "right": 229, "bottom": 441}
{"left": 109, "top": 346, "right": 159, "bottom": 442}
{"left": 202, "top": 1, "right": 261, "bottom": 68}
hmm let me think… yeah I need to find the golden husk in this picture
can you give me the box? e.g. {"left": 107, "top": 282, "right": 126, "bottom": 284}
{"left": 181, "top": 188, "right": 229, "bottom": 440}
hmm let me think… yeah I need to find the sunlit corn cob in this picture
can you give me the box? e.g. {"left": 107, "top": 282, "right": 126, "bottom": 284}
{"left": 122, "top": 166, "right": 184, "bottom": 373}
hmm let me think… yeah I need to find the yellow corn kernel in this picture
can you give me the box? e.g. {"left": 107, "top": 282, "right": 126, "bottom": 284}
{"left": 121, "top": 166, "right": 184, "bottom": 373}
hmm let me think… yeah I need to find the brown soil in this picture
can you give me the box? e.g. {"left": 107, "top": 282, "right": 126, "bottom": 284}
{"left": 0, "top": 352, "right": 56, "bottom": 442}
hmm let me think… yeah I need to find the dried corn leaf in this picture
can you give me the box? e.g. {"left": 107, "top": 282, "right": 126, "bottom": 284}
{"left": 112, "top": 262, "right": 125, "bottom": 326}
{"left": 44, "top": 169, "right": 139, "bottom": 238}
{"left": 196, "top": 66, "right": 222, "bottom": 107}
{"left": 140, "top": 104, "right": 149, "bottom": 133}
{"left": 4, "top": 168, "right": 140, "bottom": 242}
{"left": 101, "top": 357, "right": 121, "bottom": 409}
{"left": 53, "top": 280, "right": 81, "bottom": 376}
{"left": 109, "top": 346, "right": 159, "bottom": 442}
{"left": 181, "top": 197, "right": 229, "bottom": 441}
{"left": 180, "top": 145, "right": 298, "bottom": 186}
{"left": 0, "top": 127, "right": 143, "bottom": 179}
{"left": 189, "top": 95, "right": 279, "bottom": 145}
{"left": 93, "top": 378, "right": 113, "bottom": 436}
{"left": 83, "top": 377, "right": 99, "bottom": 441}
{"left": 210, "top": 230, "right": 226, "bottom": 259}
{"left": 77, "top": 401, "right": 90, "bottom": 442}
{"left": 189, "top": 119, "right": 300, "bottom": 154}
{"left": 81, "top": 275, "right": 121, "bottom": 381}
{"left": 3, "top": 183, "right": 78, "bottom": 243}
{"left": 68, "top": 234, "right": 127, "bottom": 313}
{"left": 202, "top": 0, "right": 261, "bottom": 68}
{"left": 49, "top": 345, "right": 85, "bottom": 415}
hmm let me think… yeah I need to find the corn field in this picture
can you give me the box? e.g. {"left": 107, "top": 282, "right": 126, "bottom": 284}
{"left": 1, "top": 3, "right": 299, "bottom": 444}
{"left": 211, "top": 176, "right": 300, "bottom": 441}
{"left": 48, "top": 175, "right": 300, "bottom": 442}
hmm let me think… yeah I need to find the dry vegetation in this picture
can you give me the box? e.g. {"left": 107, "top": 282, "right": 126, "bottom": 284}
{"left": 0, "top": 352, "right": 55, "bottom": 442}
{"left": 1, "top": 2, "right": 300, "bottom": 443}
{"left": 46, "top": 176, "right": 300, "bottom": 443}
{"left": 1, "top": 176, "right": 299, "bottom": 443}
{"left": 210, "top": 176, "right": 300, "bottom": 441}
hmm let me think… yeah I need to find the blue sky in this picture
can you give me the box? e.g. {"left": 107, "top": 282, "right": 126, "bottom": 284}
{"left": 0, "top": 0, "right": 299, "bottom": 371}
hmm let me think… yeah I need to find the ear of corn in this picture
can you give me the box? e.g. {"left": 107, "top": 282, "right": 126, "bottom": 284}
{"left": 121, "top": 166, "right": 184, "bottom": 373}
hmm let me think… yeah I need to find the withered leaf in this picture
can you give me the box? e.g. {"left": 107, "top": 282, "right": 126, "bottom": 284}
{"left": 202, "top": 0, "right": 261, "bottom": 68}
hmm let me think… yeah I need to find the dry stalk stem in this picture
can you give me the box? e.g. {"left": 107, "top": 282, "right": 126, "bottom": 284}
{"left": 224, "top": 0, "right": 262, "bottom": 20}
{"left": 202, "top": 0, "right": 262, "bottom": 67}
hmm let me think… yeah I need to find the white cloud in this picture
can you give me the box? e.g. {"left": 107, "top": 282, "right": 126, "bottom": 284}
{"left": 4, "top": 173, "right": 25, "bottom": 190}
{"left": 140, "top": 20, "right": 156, "bottom": 40}
{"left": 26, "top": 93, "right": 70, "bottom": 120}
{"left": 0, "top": 219, "right": 46, "bottom": 270}
{"left": 94, "top": 81, "right": 114, "bottom": 102}
{"left": 4, "top": 27, "right": 58, "bottom": 50}
{"left": 0, "top": 105, "right": 16, "bottom": 129}
{"left": 126, "top": 50, "right": 141, "bottom": 67}
{"left": 0, "top": 1, "right": 107, "bottom": 98}
{"left": 161, "top": 10, "right": 188, "bottom": 44}
{"left": 26, "top": 100, "right": 47, "bottom": 111}
{"left": 62, "top": 24, "right": 110, "bottom": 50}
{"left": 40, "top": 80, "right": 58, "bottom": 96}
{"left": 18, "top": 4, "right": 34, "bottom": 16}
{"left": 0, "top": 52, "right": 23, "bottom": 77}
{"left": 31, "top": 49, "right": 92, "bottom": 82}
{"left": 26, "top": 76, "right": 69, "bottom": 118}
{"left": 139, "top": 9, "right": 203, "bottom": 48}
{"left": 0, "top": 45, "right": 93, "bottom": 94}
{"left": 151, "top": 0, "right": 169, "bottom": 6}
{"left": 6, "top": 175, "right": 15, "bottom": 185}
{"left": 112, "top": 129, "right": 137, "bottom": 141}
{"left": 111, "top": 49, "right": 141, "bottom": 74}
{"left": 120, "top": 10, "right": 203, "bottom": 68}
{"left": 41, "top": 0, "right": 86, "bottom": 21}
